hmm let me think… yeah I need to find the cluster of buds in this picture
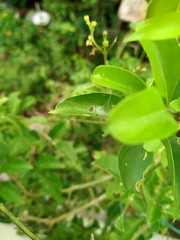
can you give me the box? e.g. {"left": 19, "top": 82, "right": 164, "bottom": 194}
{"left": 102, "top": 30, "right": 109, "bottom": 48}
{"left": 84, "top": 15, "right": 117, "bottom": 64}
{"left": 86, "top": 35, "right": 93, "bottom": 47}
{"left": 84, "top": 15, "right": 97, "bottom": 29}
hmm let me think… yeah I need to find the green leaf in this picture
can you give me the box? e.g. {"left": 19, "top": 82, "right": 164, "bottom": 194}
{"left": 118, "top": 145, "right": 153, "bottom": 192}
{"left": 0, "top": 182, "right": 24, "bottom": 204}
{"left": 35, "top": 154, "right": 64, "bottom": 170}
{"left": 172, "top": 80, "right": 180, "bottom": 100}
{"left": 163, "top": 137, "right": 180, "bottom": 216}
{"left": 0, "top": 157, "right": 33, "bottom": 173}
{"left": 146, "top": 200, "right": 162, "bottom": 223}
{"left": 0, "top": 97, "right": 8, "bottom": 106}
{"left": 91, "top": 65, "right": 146, "bottom": 94}
{"left": 143, "top": 139, "right": 163, "bottom": 152}
{"left": 117, "top": 218, "right": 144, "bottom": 240}
{"left": 57, "top": 140, "right": 82, "bottom": 172}
{"left": 126, "top": 12, "right": 180, "bottom": 41}
{"left": 0, "top": 139, "right": 9, "bottom": 163}
{"left": 115, "top": 214, "right": 125, "bottom": 232}
{"left": 93, "top": 155, "right": 120, "bottom": 177}
{"left": 147, "top": 0, "right": 180, "bottom": 18}
{"left": 50, "top": 93, "right": 121, "bottom": 117}
{"left": 141, "top": 40, "right": 180, "bottom": 103}
{"left": 39, "top": 172, "right": 62, "bottom": 202}
{"left": 20, "top": 95, "right": 36, "bottom": 112}
{"left": 170, "top": 98, "right": 180, "bottom": 111}
{"left": 114, "top": 202, "right": 132, "bottom": 232}
{"left": 9, "top": 135, "right": 35, "bottom": 155}
{"left": 49, "top": 120, "right": 68, "bottom": 139}
{"left": 106, "top": 180, "right": 125, "bottom": 200}
{"left": 108, "top": 87, "right": 178, "bottom": 144}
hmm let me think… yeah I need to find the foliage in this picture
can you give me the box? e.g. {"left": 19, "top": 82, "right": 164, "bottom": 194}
{"left": 0, "top": 0, "right": 180, "bottom": 239}
{"left": 52, "top": 1, "right": 180, "bottom": 239}
{"left": 0, "top": 1, "right": 124, "bottom": 239}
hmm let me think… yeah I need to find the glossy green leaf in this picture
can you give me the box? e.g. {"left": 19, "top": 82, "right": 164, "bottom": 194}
{"left": 50, "top": 93, "right": 121, "bottom": 117}
{"left": 91, "top": 65, "right": 146, "bottom": 94}
{"left": 141, "top": 40, "right": 180, "bottom": 103}
{"left": 108, "top": 87, "right": 178, "bottom": 144}
{"left": 118, "top": 145, "right": 153, "bottom": 192}
{"left": 0, "top": 157, "right": 33, "bottom": 173}
{"left": 126, "top": 12, "right": 180, "bottom": 41}
{"left": 163, "top": 137, "right": 180, "bottom": 216}
{"left": 147, "top": 0, "right": 180, "bottom": 18}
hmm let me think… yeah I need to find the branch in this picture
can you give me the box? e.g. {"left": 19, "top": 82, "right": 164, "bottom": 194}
{"left": 0, "top": 203, "right": 41, "bottom": 240}
{"left": 22, "top": 194, "right": 106, "bottom": 228}
{"left": 62, "top": 175, "right": 113, "bottom": 193}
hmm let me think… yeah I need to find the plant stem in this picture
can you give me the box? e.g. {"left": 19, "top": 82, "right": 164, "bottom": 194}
{"left": 62, "top": 175, "right": 113, "bottom": 193}
{"left": 90, "top": 33, "right": 102, "bottom": 53}
{"left": 103, "top": 49, "right": 108, "bottom": 65}
{"left": 0, "top": 203, "right": 41, "bottom": 240}
{"left": 22, "top": 194, "right": 106, "bottom": 227}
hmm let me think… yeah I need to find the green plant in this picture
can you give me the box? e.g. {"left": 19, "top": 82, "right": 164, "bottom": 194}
{"left": 0, "top": 90, "right": 114, "bottom": 239}
{"left": 51, "top": 1, "right": 180, "bottom": 238}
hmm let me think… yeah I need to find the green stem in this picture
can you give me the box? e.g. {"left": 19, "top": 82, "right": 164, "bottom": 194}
{"left": 90, "top": 32, "right": 102, "bottom": 52}
{"left": 62, "top": 175, "right": 113, "bottom": 193}
{"left": 22, "top": 194, "right": 106, "bottom": 227}
{"left": 102, "top": 49, "right": 108, "bottom": 65}
{"left": 0, "top": 203, "right": 41, "bottom": 240}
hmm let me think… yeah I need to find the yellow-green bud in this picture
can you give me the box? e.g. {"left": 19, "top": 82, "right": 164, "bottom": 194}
{"left": 91, "top": 21, "right": 97, "bottom": 28}
{"left": 88, "top": 35, "right": 93, "bottom": 41}
{"left": 103, "top": 30, "right": 108, "bottom": 37}
{"left": 84, "top": 15, "right": 90, "bottom": 24}
{"left": 103, "top": 40, "right": 109, "bottom": 47}
{"left": 86, "top": 39, "right": 92, "bottom": 47}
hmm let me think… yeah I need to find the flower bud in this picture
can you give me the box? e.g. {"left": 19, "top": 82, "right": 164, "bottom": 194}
{"left": 91, "top": 21, "right": 97, "bottom": 28}
{"left": 84, "top": 15, "right": 90, "bottom": 24}
{"left": 103, "top": 30, "right": 108, "bottom": 37}
{"left": 88, "top": 35, "right": 92, "bottom": 41}
{"left": 103, "top": 40, "right": 109, "bottom": 47}
{"left": 86, "top": 39, "right": 92, "bottom": 46}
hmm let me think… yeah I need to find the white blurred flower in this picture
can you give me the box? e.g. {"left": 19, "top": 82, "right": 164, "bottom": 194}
{"left": 0, "top": 173, "right": 10, "bottom": 182}
{"left": 31, "top": 11, "right": 51, "bottom": 26}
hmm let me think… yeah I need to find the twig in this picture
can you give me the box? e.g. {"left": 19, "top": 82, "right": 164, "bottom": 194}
{"left": 62, "top": 175, "right": 113, "bottom": 193}
{"left": 71, "top": 118, "right": 106, "bottom": 125}
{"left": 10, "top": 175, "right": 39, "bottom": 199}
{"left": 0, "top": 203, "right": 41, "bottom": 240}
{"left": 22, "top": 194, "right": 106, "bottom": 228}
